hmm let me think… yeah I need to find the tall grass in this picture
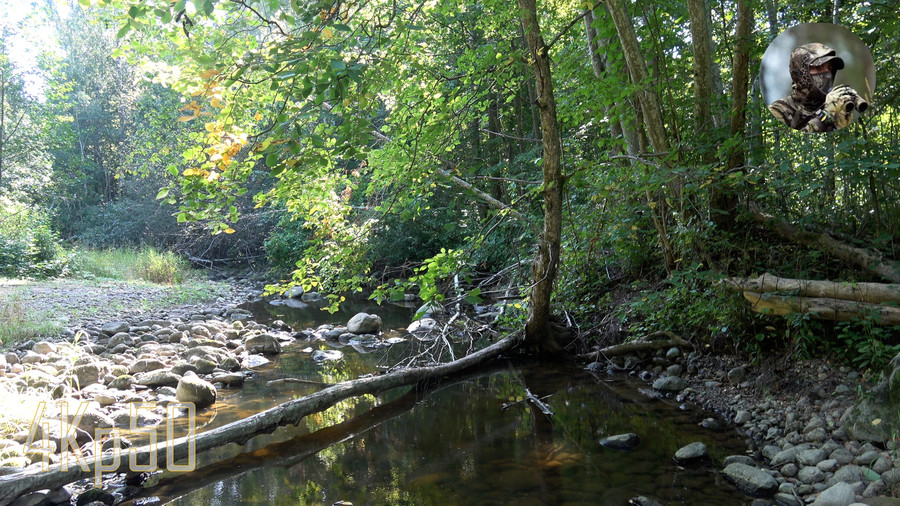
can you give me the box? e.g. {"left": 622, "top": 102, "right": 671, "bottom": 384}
{"left": 0, "top": 289, "right": 66, "bottom": 346}
{"left": 71, "top": 247, "right": 195, "bottom": 284}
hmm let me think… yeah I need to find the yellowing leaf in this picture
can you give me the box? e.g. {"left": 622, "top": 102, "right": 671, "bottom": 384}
{"left": 254, "top": 112, "right": 263, "bottom": 121}
{"left": 183, "top": 168, "right": 198, "bottom": 176}
{"left": 199, "top": 68, "right": 221, "bottom": 79}
{"left": 224, "top": 227, "right": 236, "bottom": 234}
{"left": 207, "top": 171, "right": 220, "bottom": 182}
{"left": 177, "top": 115, "right": 196, "bottom": 122}
{"left": 322, "top": 27, "right": 333, "bottom": 39}
{"left": 210, "top": 98, "right": 224, "bottom": 108}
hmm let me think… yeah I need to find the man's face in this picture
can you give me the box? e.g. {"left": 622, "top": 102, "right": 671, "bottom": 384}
{"left": 809, "top": 60, "right": 835, "bottom": 95}
{"left": 810, "top": 61, "right": 833, "bottom": 76}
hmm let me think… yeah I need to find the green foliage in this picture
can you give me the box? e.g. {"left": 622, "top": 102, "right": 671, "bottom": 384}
{"left": 264, "top": 214, "right": 311, "bottom": 275}
{"left": 837, "top": 320, "right": 900, "bottom": 372}
{"left": 0, "top": 203, "right": 69, "bottom": 278}
{"left": 615, "top": 265, "right": 744, "bottom": 341}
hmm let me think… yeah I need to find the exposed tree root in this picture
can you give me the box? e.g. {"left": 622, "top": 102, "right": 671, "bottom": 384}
{"left": 580, "top": 331, "right": 693, "bottom": 362}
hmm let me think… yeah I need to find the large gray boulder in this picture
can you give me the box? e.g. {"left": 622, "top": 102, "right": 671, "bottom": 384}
{"left": 347, "top": 313, "right": 382, "bottom": 334}
{"left": 811, "top": 481, "right": 856, "bottom": 506}
{"left": 722, "top": 463, "right": 778, "bottom": 497}
{"left": 245, "top": 333, "right": 281, "bottom": 354}
{"left": 101, "top": 321, "right": 130, "bottom": 336}
{"left": 176, "top": 372, "right": 217, "bottom": 408}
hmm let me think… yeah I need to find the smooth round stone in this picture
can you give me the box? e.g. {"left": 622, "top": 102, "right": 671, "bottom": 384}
{"left": 599, "top": 433, "right": 640, "bottom": 451}
{"left": 674, "top": 442, "right": 708, "bottom": 464}
{"left": 798, "top": 466, "right": 825, "bottom": 484}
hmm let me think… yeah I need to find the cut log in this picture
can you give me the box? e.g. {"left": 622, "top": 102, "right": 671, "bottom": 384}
{"left": 748, "top": 202, "right": 900, "bottom": 282}
{"left": 723, "top": 273, "right": 900, "bottom": 304}
{"left": 743, "top": 291, "right": 900, "bottom": 325}
{"left": 0, "top": 334, "right": 520, "bottom": 505}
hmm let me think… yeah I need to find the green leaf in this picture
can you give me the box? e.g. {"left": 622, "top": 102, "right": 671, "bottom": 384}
{"left": 78, "top": 0, "right": 90, "bottom": 7}
{"left": 156, "top": 188, "right": 170, "bottom": 200}
{"left": 266, "top": 153, "right": 278, "bottom": 167}
{"left": 167, "top": 165, "right": 178, "bottom": 176}
{"left": 117, "top": 22, "right": 132, "bottom": 39}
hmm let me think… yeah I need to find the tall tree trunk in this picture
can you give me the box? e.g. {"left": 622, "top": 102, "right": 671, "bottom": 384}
{"left": 584, "top": 9, "right": 624, "bottom": 153}
{"left": 687, "top": 0, "right": 715, "bottom": 146}
{"left": 605, "top": 0, "right": 675, "bottom": 273}
{"left": 0, "top": 67, "right": 5, "bottom": 188}
{"left": 712, "top": 0, "right": 752, "bottom": 227}
{"left": 517, "top": 0, "right": 564, "bottom": 353}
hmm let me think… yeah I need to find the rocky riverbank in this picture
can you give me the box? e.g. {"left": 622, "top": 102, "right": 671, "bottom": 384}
{"left": 593, "top": 347, "right": 900, "bottom": 505}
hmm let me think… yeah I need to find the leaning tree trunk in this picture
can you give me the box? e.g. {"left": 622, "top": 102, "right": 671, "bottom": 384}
{"left": 605, "top": 0, "right": 675, "bottom": 273}
{"left": 517, "top": 0, "right": 564, "bottom": 353}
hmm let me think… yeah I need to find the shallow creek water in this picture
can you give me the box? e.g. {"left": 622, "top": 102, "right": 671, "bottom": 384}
{"left": 121, "top": 300, "right": 753, "bottom": 505}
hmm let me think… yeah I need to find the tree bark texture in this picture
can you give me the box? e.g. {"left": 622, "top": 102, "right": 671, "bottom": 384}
{"left": 748, "top": 202, "right": 900, "bottom": 282}
{"left": 723, "top": 273, "right": 900, "bottom": 304}
{"left": 0, "top": 335, "right": 519, "bottom": 504}
{"left": 517, "top": 0, "right": 564, "bottom": 353}
{"left": 687, "top": 0, "right": 715, "bottom": 142}
{"left": 742, "top": 291, "right": 900, "bottom": 325}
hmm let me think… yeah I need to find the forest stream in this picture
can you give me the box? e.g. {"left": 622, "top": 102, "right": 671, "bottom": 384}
{"left": 107, "top": 298, "right": 752, "bottom": 505}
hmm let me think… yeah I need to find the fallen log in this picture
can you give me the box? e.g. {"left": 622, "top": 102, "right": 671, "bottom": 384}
{"left": 748, "top": 202, "right": 900, "bottom": 283}
{"left": 743, "top": 291, "right": 900, "bottom": 325}
{"left": 581, "top": 331, "right": 693, "bottom": 362}
{"left": 0, "top": 334, "right": 520, "bottom": 505}
{"left": 723, "top": 273, "right": 900, "bottom": 304}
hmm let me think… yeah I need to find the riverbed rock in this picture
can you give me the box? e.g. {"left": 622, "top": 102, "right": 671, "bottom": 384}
{"left": 674, "top": 442, "right": 708, "bottom": 464}
{"left": 211, "top": 372, "right": 244, "bottom": 386}
{"left": 241, "top": 355, "right": 270, "bottom": 369}
{"left": 129, "top": 358, "right": 167, "bottom": 374}
{"left": 722, "top": 463, "right": 779, "bottom": 497}
{"left": 407, "top": 318, "right": 436, "bottom": 334}
{"left": 73, "top": 363, "right": 102, "bottom": 388}
{"left": 312, "top": 350, "right": 343, "bottom": 362}
{"left": 599, "top": 433, "right": 640, "bottom": 451}
{"left": 135, "top": 370, "right": 181, "bottom": 388}
{"left": 285, "top": 286, "right": 304, "bottom": 298}
{"left": 347, "top": 313, "right": 382, "bottom": 334}
{"left": 176, "top": 371, "right": 217, "bottom": 408}
{"left": 32, "top": 341, "right": 57, "bottom": 355}
{"left": 101, "top": 321, "right": 130, "bottom": 336}
{"left": 652, "top": 376, "right": 687, "bottom": 393}
{"left": 811, "top": 481, "right": 856, "bottom": 505}
{"left": 245, "top": 334, "right": 281, "bottom": 355}
{"left": 108, "top": 375, "right": 133, "bottom": 390}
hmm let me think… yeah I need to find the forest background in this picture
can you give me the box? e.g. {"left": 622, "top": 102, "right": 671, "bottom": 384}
{"left": 1, "top": 0, "right": 898, "bottom": 369}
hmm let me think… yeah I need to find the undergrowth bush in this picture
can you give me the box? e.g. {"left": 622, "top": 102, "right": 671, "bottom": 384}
{"left": 71, "top": 247, "right": 194, "bottom": 284}
{"left": 0, "top": 202, "right": 69, "bottom": 278}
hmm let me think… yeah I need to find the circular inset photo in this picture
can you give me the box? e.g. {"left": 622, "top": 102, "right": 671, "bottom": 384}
{"left": 760, "top": 23, "right": 875, "bottom": 133}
